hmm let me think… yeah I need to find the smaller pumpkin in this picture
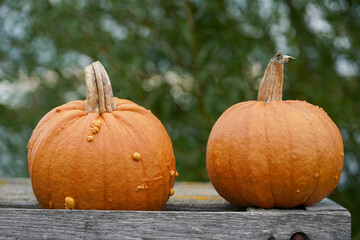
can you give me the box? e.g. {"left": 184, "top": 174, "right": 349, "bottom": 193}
{"left": 28, "top": 61, "right": 177, "bottom": 210}
{"left": 206, "top": 52, "right": 344, "bottom": 208}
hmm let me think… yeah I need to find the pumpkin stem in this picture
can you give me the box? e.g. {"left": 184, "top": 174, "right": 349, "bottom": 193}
{"left": 257, "top": 52, "right": 294, "bottom": 103}
{"left": 84, "top": 61, "right": 116, "bottom": 114}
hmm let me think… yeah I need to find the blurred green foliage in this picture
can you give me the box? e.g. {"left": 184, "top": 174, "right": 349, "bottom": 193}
{"left": 0, "top": 0, "right": 359, "bottom": 237}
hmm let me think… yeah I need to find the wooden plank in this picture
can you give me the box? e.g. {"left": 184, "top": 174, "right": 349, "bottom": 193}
{"left": 247, "top": 197, "right": 347, "bottom": 212}
{"left": 305, "top": 198, "right": 347, "bottom": 211}
{"left": 0, "top": 201, "right": 38, "bottom": 209}
{"left": 0, "top": 178, "right": 36, "bottom": 202}
{"left": 0, "top": 178, "right": 352, "bottom": 239}
{"left": 0, "top": 178, "right": 347, "bottom": 212}
{"left": 0, "top": 201, "right": 243, "bottom": 212}
{"left": 0, "top": 208, "right": 351, "bottom": 240}
{"left": 0, "top": 178, "right": 238, "bottom": 211}
{"left": 0, "top": 178, "right": 226, "bottom": 203}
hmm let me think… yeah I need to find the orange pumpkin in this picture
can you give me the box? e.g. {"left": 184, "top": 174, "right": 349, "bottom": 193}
{"left": 206, "top": 52, "right": 344, "bottom": 208}
{"left": 28, "top": 61, "right": 177, "bottom": 210}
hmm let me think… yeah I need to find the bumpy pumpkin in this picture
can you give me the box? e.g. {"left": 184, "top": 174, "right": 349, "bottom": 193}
{"left": 28, "top": 61, "right": 177, "bottom": 210}
{"left": 206, "top": 52, "right": 344, "bottom": 208}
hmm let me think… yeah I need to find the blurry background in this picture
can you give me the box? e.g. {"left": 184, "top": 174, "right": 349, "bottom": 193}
{"left": 0, "top": 0, "right": 359, "bottom": 237}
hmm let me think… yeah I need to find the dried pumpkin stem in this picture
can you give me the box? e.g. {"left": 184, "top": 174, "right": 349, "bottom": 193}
{"left": 257, "top": 52, "right": 294, "bottom": 103}
{"left": 84, "top": 61, "right": 116, "bottom": 114}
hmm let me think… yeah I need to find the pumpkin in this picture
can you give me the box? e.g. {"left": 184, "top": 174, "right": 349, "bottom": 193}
{"left": 206, "top": 52, "right": 344, "bottom": 208}
{"left": 28, "top": 61, "right": 177, "bottom": 210}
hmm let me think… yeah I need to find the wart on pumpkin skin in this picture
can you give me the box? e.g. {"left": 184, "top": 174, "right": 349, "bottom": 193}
{"left": 93, "top": 126, "right": 100, "bottom": 133}
{"left": 136, "top": 184, "right": 148, "bottom": 191}
{"left": 169, "top": 188, "right": 175, "bottom": 196}
{"left": 56, "top": 108, "right": 61, "bottom": 112}
{"left": 92, "top": 120, "right": 101, "bottom": 128}
{"left": 132, "top": 152, "right": 141, "bottom": 161}
{"left": 64, "top": 196, "right": 75, "bottom": 209}
{"left": 87, "top": 120, "right": 101, "bottom": 141}
{"left": 170, "top": 170, "right": 175, "bottom": 176}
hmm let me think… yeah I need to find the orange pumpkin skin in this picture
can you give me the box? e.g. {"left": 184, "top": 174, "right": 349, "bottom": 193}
{"left": 207, "top": 100, "right": 343, "bottom": 208}
{"left": 28, "top": 98, "right": 176, "bottom": 210}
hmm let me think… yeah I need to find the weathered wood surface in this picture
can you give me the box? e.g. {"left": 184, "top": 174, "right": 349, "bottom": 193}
{"left": 0, "top": 178, "right": 351, "bottom": 239}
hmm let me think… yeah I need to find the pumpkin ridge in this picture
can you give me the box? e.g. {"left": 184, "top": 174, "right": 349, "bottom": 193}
{"left": 305, "top": 105, "right": 341, "bottom": 163}
{"left": 108, "top": 112, "right": 165, "bottom": 210}
{"left": 228, "top": 103, "right": 256, "bottom": 205}
{"left": 28, "top": 109, "right": 86, "bottom": 157}
{"left": 208, "top": 103, "right": 253, "bottom": 206}
{"left": 111, "top": 105, "right": 175, "bottom": 204}
{"left": 29, "top": 111, "right": 86, "bottom": 175}
{"left": 301, "top": 103, "right": 342, "bottom": 205}
{"left": 32, "top": 112, "right": 87, "bottom": 208}
{"left": 281, "top": 104, "right": 298, "bottom": 207}
{"left": 221, "top": 101, "right": 256, "bottom": 118}
{"left": 28, "top": 104, "right": 80, "bottom": 151}
{"left": 281, "top": 102, "right": 318, "bottom": 207}
{"left": 109, "top": 114, "right": 130, "bottom": 209}
{"left": 142, "top": 159, "right": 150, "bottom": 211}
{"left": 112, "top": 110, "right": 173, "bottom": 177}
{"left": 141, "top": 116, "right": 174, "bottom": 208}
{"left": 229, "top": 104, "right": 255, "bottom": 206}
{"left": 57, "top": 100, "right": 86, "bottom": 111}
{"left": 288, "top": 101, "right": 320, "bottom": 205}
{"left": 114, "top": 99, "right": 137, "bottom": 108}
{"left": 135, "top": 123, "right": 151, "bottom": 211}
{"left": 60, "top": 114, "right": 95, "bottom": 209}
{"left": 264, "top": 104, "right": 276, "bottom": 207}
{"left": 115, "top": 103, "right": 151, "bottom": 116}
{"left": 51, "top": 113, "right": 92, "bottom": 209}
{"left": 110, "top": 110, "right": 161, "bottom": 199}
{"left": 316, "top": 105, "right": 344, "bottom": 173}
{"left": 100, "top": 115, "right": 106, "bottom": 209}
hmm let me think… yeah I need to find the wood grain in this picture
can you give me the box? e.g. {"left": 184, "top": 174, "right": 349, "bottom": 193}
{"left": 0, "top": 208, "right": 350, "bottom": 240}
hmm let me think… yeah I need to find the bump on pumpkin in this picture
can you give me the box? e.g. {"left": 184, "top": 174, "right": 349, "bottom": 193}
{"left": 169, "top": 188, "right": 175, "bottom": 196}
{"left": 132, "top": 152, "right": 141, "bottom": 161}
{"left": 65, "top": 197, "right": 75, "bottom": 209}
